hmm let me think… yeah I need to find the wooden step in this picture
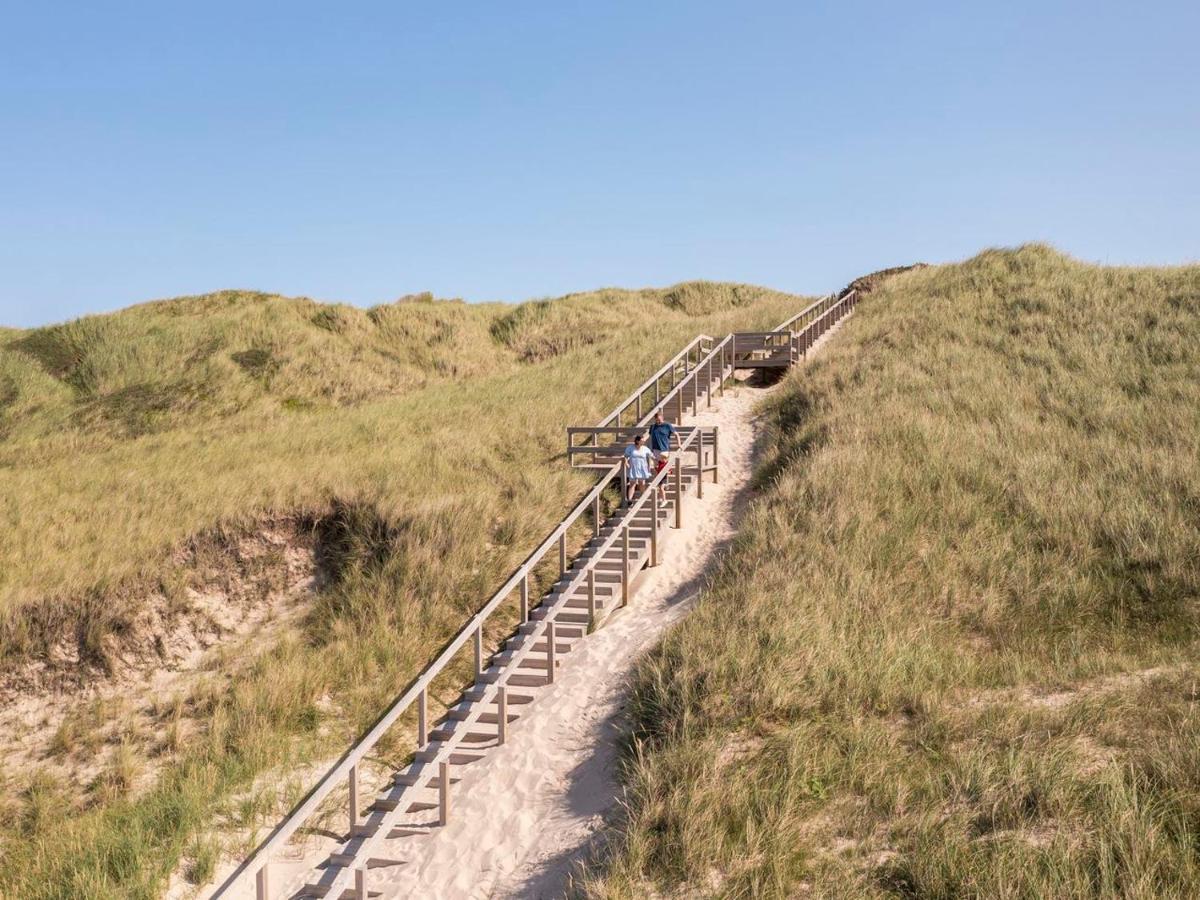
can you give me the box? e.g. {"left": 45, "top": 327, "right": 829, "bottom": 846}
{"left": 548, "top": 582, "right": 615, "bottom": 599}
{"left": 297, "top": 883, "right": 335, "bottom": 898}
{"left": 394, "top": 768, "right": 462, "bottom": 787}
{"left": 493, "top": 650, "right": 560, "bottom": 669}
{"left": 424, "top": 716, "right": 497, "bottom": 741}
{"left": 327, "top": 852, "right": 403, "bottom": 868}
{"left": 371, "top": 797, "right": 438, "bottom": 814}
{"left": 553, "top": 594, "right": 610, "bottom": 611}
{"left": 504, "top": 633, "right": 574, "bottom": 654}
{"left": 445, "top": 708, "right": 520, "bottom": 725}
{"left": 430, "top": 726, "right": 495, "bottom": 743}
{"left": 594, "top": 559, "right": 640, "bottom": 572}
{"left": 517, "top": 621, "right": 584, "bottom": 640}
{"left": 414, "top": 747, "right": 486, "bottom": 765}
{"left": 462, "top": 685, "right": 538, "bottom": 703}
{"left": 529, "top": 607, "right": 590, "bottom": 625}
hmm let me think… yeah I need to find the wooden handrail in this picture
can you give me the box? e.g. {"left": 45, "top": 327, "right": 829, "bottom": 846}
{"left": 639, "top": 333, "right": 732, "bottom": 425}
{"left": 216, "top": 290, "right": 863, "bottom": 898}
{"left": 773, "top": 290, "right": 855, "bottom": 334}
{"left": 314, "top": 427, "right": 709, "bottom": 899}
{"left": 212, "top": 460, "right": 628, "bottom": 896}
{"left": 597, "top": 334, "right": 714, "bottom": 429}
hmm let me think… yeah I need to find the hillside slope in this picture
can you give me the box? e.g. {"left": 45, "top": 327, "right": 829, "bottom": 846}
{"left": 582, "top": 246, "right": 1200, "bottom": 898}
{"left": 0, "top": 281, "right": 806, "bottom": 898}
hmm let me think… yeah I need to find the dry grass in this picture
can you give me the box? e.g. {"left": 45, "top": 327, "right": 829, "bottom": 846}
{"left": 0, "top": 281, "right": 805, "bottom": 898}
{"left": 579, "top": 245, "right": 1200, "bottom": 899}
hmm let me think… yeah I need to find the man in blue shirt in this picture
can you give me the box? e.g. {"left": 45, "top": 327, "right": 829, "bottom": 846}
{"left": 649, "top": 411, "right": 675, "bottom": 461}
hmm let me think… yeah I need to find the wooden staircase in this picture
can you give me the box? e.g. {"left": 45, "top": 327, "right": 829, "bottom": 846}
{"left": 211, "top": 289, "right": 859, "bottom": 900}
{"left": 289, "top": 469, "right": 705, "bottom": 898}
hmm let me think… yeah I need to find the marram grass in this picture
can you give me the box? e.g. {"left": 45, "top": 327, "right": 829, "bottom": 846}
{"left": 579, "top": 245, "right": 1200, "bottom": 899}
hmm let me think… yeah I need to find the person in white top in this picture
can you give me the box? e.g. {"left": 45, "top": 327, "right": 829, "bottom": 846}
{"left": 623, "top": 433, "right": 654, "bottom": 502}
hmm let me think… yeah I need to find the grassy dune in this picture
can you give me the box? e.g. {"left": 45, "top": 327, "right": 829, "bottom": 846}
{"left": 0, "top": 282, "right": 806, "bottom": 898}
{"left": 582, "top": 246, "right": 1200, "bottom": 898}
{"left": 0, "top": 282, "right": 796, "bottom": 647}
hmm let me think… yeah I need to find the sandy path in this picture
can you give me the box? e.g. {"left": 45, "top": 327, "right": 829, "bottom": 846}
{"left": 348, "top": 383, "right": 772, "bottom": 900}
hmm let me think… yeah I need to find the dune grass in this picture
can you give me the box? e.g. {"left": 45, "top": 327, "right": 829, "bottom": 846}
{"left": 580, "top": 246, "right": 1200, "bottom": 898}
{"left": 0, "top": 281, "right": 806, "bottom": 898}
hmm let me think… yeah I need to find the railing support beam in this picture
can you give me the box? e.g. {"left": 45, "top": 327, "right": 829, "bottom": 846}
{"left": 674, "top": 460, "right": 683, "bottom": 528}
{"left": 438, "top": 761, "right": 450, "bottom": 825}
{"left": 587, "top": 568, "right": 597, "bottom": 629}
{"left": 621, "top": 525, "right": 630, "bottom": 606}
{"left": 497, "top": 686, "right": 508, "bottom": 745}
{"left": 650, "top": 489, "right": 660, "bottom": 566}
{"left": 714, "top": 427, "right": 720, "bottom": 484}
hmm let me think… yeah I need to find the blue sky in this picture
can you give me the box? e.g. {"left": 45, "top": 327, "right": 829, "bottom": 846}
{"left": 1, "top": 1, "right": 1197, "bottom": 328}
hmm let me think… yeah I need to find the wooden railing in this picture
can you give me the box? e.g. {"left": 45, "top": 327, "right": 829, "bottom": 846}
{"left": 300, "top": 424, "right": 709, "bottom": 900}
{"left": 774, "top": 292, "right": 842, "bottom": 333}
{"left": 566, "top": 425, "right": 719, "bottom": 481}
{"left": 213, "top": 334, "right": 728, "bottom": 900}
{"left": 597, "top": 334, "right": 715, "bottom": 429}
{"left": 211, "top": 458, "right": 628, "bottom": 898}
{"left": 213, "top": 292, "right": 862, "bottom": 898}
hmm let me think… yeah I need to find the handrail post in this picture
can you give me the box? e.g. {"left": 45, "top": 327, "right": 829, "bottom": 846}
{"left": 354, "top": 867, "right": 367, "bottom": 900}
{"left": 348, "top": 764, "right": 359, "bottom": 831}
{"left": 713, "top": 427, "right": 720, "bottom": 484}
{"left": 718, "top": 343, "right": 725, "bottom": 396}
{"left": 674, "top": 459, "right": 683, "bottom": 528}
{"left": 621, "top": 525, "right": 630, "bottom": 607}
{"left": 636, "top": 393, "right": 642, "bottom": 420}
{"left": 474, "top": 625, "right": 484, "bottom": 680}
{"left": 558, "top": 532, "right": 566, "bottom": 576}
{"left": 547, "top": 621, "right": 557, "bottom": 683}
{"left": 520, "top": 575, "right": 529, "bottom": 623}
{"left": 650, "top": 489, "right": 659, "bottom": 565}
{"left": 706, "top": 358, "right": 712, "bottom": 408}
{"left": 696, "top": 442, "right": 704, "bottom": 499}
{"left": 497, "top": 686, "right": 508, "bottom": 745}
{"left": 417, "top": 688, "right": 428, "bottom": 748}
{"left": 256, "top": 865, "right": 268, "bottom": 900}
{"left": 587, "top": 567, "right": 596, "bottom": 629}
{"left": 438, "top": 761, "right": 450, "bottom": 825}
{"left": 692, "top": 365, "right": 699, "bottom": 412}
{"left": 592, "top": 495, "right": 601, "bottom": 537}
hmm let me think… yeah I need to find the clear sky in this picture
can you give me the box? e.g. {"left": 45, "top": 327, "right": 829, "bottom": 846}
{"left": 2, "top": 1, "right": 1197, "bottom": 328}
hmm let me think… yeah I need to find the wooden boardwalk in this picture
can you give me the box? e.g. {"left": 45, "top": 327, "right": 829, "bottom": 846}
{"left": 210, "top": 289, "right": 858, "bottom": 900}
